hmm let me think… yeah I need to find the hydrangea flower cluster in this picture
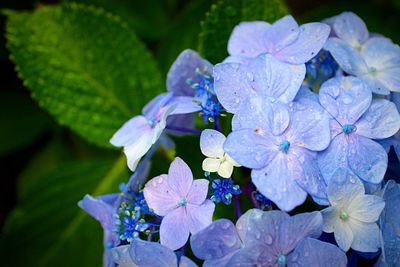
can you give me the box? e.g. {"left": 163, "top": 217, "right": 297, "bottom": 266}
{"left": 80, "top": 12, "right": 400, "bottom": 266}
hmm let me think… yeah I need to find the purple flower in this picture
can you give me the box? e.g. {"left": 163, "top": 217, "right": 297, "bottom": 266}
{"left": 318, "top": 76, "right": 400, "bottom": 185}
{"left": 224, "top": 96, "right": 331, "bottom": 211}
{"left": 226, "top": 16, "right": 330, "bottom": 66}
{"left": 143, "top": 157, "right": 215, "bottom": 250}
{"left": 324, "top": 12, "right": 400, "bottom": 95}
{"left": 111, "top": 239, "right": 197, "bottom": 267}
{"left": 168, "top": 49, "right": 223, "bottom": 123}
{"left": 190, "top": 210, "right": 347, "bottom": 267}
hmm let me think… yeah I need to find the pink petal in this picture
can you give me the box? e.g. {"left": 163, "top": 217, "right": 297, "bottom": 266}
{"left": 160, "top": 207, "right": 190, "bottom": 250}
{"left": 187, "top": 200, "right": 215, "bottom": 234}
{"left": 144, "top": 174, "right": 179, "bottom": 216}
{"left": 167, "top": 157, "right": 193, "bottom": 197}
{"left": 187, "top": 179, "right": 209, "bottom": 205}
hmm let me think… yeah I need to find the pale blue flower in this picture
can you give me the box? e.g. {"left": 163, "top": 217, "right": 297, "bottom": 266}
{"left": 226, "top": 16, "right": 330, "bottom": 66}
{"left": 321, "top": 168, "right": 385, "bottom": 252}
{"left": 111, "top": 239, "right": 197, "bottom": 267}
{"left": 215, "top": 15, "right": 330, "bottom": 114}
{"left": 224, "top": 96, "right": 331, "bottom": 211}
{"left": 375, "top": 180, "right": 400, "bottom": 266}
{"left": 379, "top": 92, "right": 400, "bottom": 161}
{"left": 214, "top": 53, "right": 305, "bottom": 114}
{"left": 190, "top": 210, "right": 347, "bottom": 267}
{"left": 318, "top": 76, "right": 400, "bottom": 184}
{"left": 111, "top": 49, "right": 219, "bottom": 172}
{"left": 324, "top": 12, "right": 400, "bottom": 95}
{"left": 110, "top": 92, "right": 200, "bottom": 171}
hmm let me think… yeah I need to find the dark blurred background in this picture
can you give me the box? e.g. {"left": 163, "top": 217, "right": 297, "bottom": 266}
{"left": 0, "top": 0, "right": 399, "bottom": 266}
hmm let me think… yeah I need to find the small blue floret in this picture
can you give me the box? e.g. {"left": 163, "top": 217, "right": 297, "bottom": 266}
{"left": 210, "top": 178, "right": 241, "bottom": 205}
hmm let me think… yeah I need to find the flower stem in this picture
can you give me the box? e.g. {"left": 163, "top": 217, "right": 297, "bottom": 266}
{"left": 233, "top": 195, "right": 242, "bottom": 219}
{"left": 214, "top": 118, "right": 222, "bottom": 132}
{"left": 165, "top": 125, "right": 202, "bottom": 135}
{"left": 251, "top": 191, "right": 261, "bottom": 209}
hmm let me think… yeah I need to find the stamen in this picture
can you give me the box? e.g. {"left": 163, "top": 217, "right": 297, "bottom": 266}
{"left": 279, "top": 140, "right": 290, "bottom": 153}
{"left": 340, "top": 211, "right": 350, "bottom": 221}
{"left": 342, "top": 124, "right": 357, "bottom": 135}
{"left": 277, "top": 254, "right": 287, "bottom": 265}
{"left": 178, "top": 198, "right": 188, "bottom": 207}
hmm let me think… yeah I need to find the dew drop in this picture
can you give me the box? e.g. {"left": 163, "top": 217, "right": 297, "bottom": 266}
{"left": 265, "top": 234, "right": 273, "bottom": 245}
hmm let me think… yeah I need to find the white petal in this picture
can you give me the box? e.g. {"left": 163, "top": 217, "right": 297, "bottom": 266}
{"left": 348, "top": 195, "right": 385, "bottom": 223}
{"left": 334, "top": 219, "right": 354, "bottom": 252}
{"left": 321, "top": 206, "right": 338, "bottom": 233}
{"left": 124, "top": 133, "right": 154, "bottom": 171}
{"left": 110, "top": 115, "right": 149, "bottom": 146}
{"left": 218, "top": 161, "right": 234, "bottom": 178}
{"left": 348, "top": 219, "right": 381, "bottom": 252}
{"left": 202, "top": 158, "right": 221, "bottom": 173}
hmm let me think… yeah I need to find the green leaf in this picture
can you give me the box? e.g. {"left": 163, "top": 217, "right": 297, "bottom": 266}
{"left": 4, "top": 3, "right": 164, "bottom": 148}
{"left": 62, "top": 0, "right": 169, "bottom": 40}
{"left": 198, "top": 0, "right": 288, "bottom": 64}
{"left": 0, "top": 155, "right": 129, "bottom": 267}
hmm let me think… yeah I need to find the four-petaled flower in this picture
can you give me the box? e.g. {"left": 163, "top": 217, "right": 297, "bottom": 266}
{"left": 318, "top": 76, "right": 400, "bottom": 184}
{"left": 190, "top": 210, "right": 347, "bottom": 267}
{"left": 226, "top": 15, "right": 330, "bottom": 66}
{"left": 224, "top": 96, "right": 331, "bottom": 211}
{"left": 324, "top": 12, "right": 400, "bottom": 95}
{"left": 111, "top": 239, "right": 198, "bottom": 267}
{"left": 214, "top": 15, "right": 330, "bottom": 114}
{"left": 321, "top": 168, "right": 385, "bottom": 252}
{"left": 110, "top": 92, "right": 200, "bottom": 171}
{"left": 200, "top": 129, "right": 240, "bottom": 178}
{"left": 143, "top": 157, "right": 215, "bottom": 250}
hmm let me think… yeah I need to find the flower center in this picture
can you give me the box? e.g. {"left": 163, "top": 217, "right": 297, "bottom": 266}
{"left": 342, "top": 124, "right": 357, "bottom": 135}
{"left": 178, "top": 198, "right": 188, "bottom": 207}
{"left": 279, "top": 140, "right": 290, "bottom": 153}
{"left": 340, "top": 211, "right": 350, "bottom": 221}
{"left": 368, "top": 66, "right": 377, "bottom": 74}
{"left": 277, "top": 254, "right": 287, "bottom": 266}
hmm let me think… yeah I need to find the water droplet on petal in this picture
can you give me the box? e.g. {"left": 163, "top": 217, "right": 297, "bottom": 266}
{"left": 265, "top": 234, "right": 273, "bottom": 245}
